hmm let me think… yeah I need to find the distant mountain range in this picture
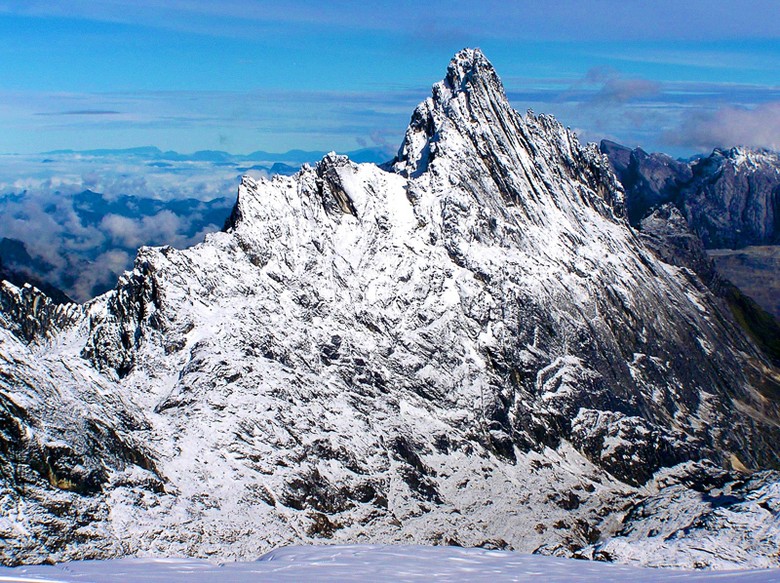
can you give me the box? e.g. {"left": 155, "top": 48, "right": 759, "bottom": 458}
{"left": 41, "top": 145, "right": 393, "bottom": 166}
{"left": 600, "top": 141, "right": 779, "bottom": 249}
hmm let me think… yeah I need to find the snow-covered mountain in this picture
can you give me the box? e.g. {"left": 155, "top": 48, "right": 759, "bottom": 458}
{"left": 1, "top": 49, "right": 779, "bottom": 569}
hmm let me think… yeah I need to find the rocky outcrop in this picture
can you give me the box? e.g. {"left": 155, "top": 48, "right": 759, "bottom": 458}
{"left": 0, "top": 281, "right": 79, "bottom": 343}
{"left": 583, "top": 464, "right": 780, "bottom": 570}
{"left": 0, "top": 320, "right": 161, "bottom": 564}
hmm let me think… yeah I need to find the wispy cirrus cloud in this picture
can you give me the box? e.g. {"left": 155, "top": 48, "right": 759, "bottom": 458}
{"left": 563, "top": 67, "right": 661, "bottom": 106}
{"left": 0, "top": 87, "right": 421, "bottom": 154}
{"left": 2, "top": 73, "right": 778, "bottom": 159}
{"left": 501, "top": 70, "right": 780, "bottom": 154}
{"left": 35, "top": 110, "right": 122, "bottom": 116}
{"left": 587, "top": 45, "right": 780, "bottom": 73}
{"left": 2, "top": 0, "right": 778, "bottom": 41}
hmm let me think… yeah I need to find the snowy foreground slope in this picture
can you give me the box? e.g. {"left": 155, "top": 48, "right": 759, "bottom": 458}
{"left": 1, "top": 49, "right": 779, "bottom": 570}
{"left": 1, "top": 546, "right": 778, "bottom": 583}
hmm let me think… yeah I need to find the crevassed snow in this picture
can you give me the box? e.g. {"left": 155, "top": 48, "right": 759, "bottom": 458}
{"left": 1, "top": 546, "right": 778, "bottom": 583}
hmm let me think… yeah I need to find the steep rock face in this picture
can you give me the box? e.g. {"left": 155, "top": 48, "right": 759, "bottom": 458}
{"left": 599, "top": 141, "right": 691, "bottom": 227}
{"left": 0, "top": 289, "right": 161, "bottom": 563}
{"left": 686, "top": 149, "right": 780, "bottom": 249}
{"left": 1, "top": 49, "right": 780, "bottom": 568}
{"left": 710, "top": 246, "right": 780, "bottom": 321}
{"left": 638, "top": 208, "right": 780, "bottom": 366}
{"left": 602, "top": 143, "right": 780, "bottom": 362}
{"left": 601, "top": 142, "right": 780, "bottom": 249}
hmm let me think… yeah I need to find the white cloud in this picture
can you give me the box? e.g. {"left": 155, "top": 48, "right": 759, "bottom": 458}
{"left": 666, "top": 101, "right": 780, "bottom": 151}
{"left": 0, "top": 155, "right": 238, "bottom": 301}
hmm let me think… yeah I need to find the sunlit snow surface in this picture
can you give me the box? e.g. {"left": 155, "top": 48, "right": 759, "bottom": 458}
{"left": 0, "top": 546, "right": 778, "bottom": 582}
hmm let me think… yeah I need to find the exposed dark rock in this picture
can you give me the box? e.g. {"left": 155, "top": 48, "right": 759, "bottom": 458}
{"left": 601, "top": 142, "right": 780, "bottom": 249}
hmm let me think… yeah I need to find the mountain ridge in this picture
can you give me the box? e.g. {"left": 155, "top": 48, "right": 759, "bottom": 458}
{"left": 1, "top": 48, "right": 779, "bottom": 569}
{"left": 600, "top": 140, "right": 780, "bottom": 249}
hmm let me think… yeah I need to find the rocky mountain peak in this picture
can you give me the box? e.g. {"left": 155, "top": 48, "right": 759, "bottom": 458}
{"left": 440, "top": 47, "right": 505, "bottom": 101}
{"left": 392, "top": 49, "right": 623, "bottom": 226}
{"left": 392, "top": 48, "right": 516, "bottom": 178}
{"left": 1, "top": 48, "right": 779, "bottom": 570}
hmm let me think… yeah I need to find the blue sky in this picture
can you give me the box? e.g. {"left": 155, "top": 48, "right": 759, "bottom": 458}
{"left": 0, "top": 1, "right": 778, "bottom": 156}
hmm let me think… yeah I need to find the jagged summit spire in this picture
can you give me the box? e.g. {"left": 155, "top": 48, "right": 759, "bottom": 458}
{"left": 392, "top": 48, "right": 516, "bottom": 177}
{"left": 440, "top": 48, "right": 505, "bottom": 101}
{"left": 391, "top": 47, "right": 624, "bottom": 220}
